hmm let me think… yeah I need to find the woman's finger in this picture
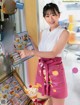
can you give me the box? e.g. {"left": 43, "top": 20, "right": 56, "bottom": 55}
{"left": 16, "top": 50, "right": 21, "bottom": 54}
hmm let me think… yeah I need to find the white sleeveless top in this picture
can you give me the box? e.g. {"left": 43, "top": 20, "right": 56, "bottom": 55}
{"left": 38, "top": 26, "right": 65, "bottom": 57}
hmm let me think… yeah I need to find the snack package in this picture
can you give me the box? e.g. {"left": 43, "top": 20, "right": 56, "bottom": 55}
{"left": 9, "top": 31, "right": 34, "bottom": 66}
{"left": 0, "top": 70, "right": 34, "bottom": 105}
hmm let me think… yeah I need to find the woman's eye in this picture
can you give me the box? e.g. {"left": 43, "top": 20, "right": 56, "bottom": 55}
{"left": 52, "top": 14, "right": 55, "bottom": 16}
{"left": 45, "top": 15, "right": 49, "bottom": 17}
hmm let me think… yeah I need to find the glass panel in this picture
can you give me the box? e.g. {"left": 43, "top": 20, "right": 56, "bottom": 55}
{"left": 0, "top": 0, "right": 27, "bottom": 84}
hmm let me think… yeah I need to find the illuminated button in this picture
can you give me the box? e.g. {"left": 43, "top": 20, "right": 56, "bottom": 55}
{"left": 52, "top": 70, "right": 59, "bottom": 76}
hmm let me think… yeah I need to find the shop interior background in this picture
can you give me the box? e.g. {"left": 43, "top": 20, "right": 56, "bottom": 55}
{"left": 0, "top": 0, "right": 80, "bottom": 105}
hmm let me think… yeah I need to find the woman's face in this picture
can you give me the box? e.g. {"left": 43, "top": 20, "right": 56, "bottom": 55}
{"left": 44, "top": 10, "right": 60, "bottom": 29}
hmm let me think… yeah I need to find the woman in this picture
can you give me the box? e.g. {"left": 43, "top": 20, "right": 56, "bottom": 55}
{"left": 18, "top": 3, "right": 69, "bottom": 105}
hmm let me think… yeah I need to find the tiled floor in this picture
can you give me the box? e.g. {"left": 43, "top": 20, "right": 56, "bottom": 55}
{"left": 63, "top": 50, "right": 80, "bottom": 105}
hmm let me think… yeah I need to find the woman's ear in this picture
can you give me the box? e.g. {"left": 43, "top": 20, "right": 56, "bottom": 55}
{"left": 58, "top": 13, "right": 60, "bottom": 18}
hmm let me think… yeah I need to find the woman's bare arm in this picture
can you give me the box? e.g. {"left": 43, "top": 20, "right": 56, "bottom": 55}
{"left": 17, "top": 30, "right": 69, "bottom": 59}
{"left": 31, "top": 30, "right": 69, "bottom": 58}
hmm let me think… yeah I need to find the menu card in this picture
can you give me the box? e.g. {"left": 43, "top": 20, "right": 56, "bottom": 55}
{"left": 9, "top": 31, "right": 34, "bottom": 66}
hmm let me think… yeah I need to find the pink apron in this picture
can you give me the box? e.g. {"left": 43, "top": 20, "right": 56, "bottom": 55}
{"left": 35, "top": 57, "right": 68, "bottom": 98}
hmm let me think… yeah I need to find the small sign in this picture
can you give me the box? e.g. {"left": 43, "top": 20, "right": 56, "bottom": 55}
{"left": 16, "top": 1, "right": 24, "bottom": 9}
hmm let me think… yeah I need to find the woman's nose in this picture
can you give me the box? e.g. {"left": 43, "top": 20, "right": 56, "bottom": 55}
{"left": 50, "top": 15, "right": 54, "bottom": 20}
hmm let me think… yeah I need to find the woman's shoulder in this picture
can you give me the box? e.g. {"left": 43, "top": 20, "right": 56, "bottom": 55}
{"left": 57, "top": 26, "right": 69, "bottom": 40}
{"left": 59, "top": 26, "right": 69, "bottom": 34}
{"left": 60, "top": 27, "right": 69, "bottom": 38}
{"left": 39, "top": 28, "right": 49, "bottom": 40}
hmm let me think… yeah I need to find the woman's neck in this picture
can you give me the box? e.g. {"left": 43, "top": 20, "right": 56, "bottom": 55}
{"left": 49, "top": 24, "right": 59, "bottom": 31}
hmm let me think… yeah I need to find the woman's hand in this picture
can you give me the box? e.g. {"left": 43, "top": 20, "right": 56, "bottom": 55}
{"left": 16, "top": 49, "right": 33, "bottom": 59}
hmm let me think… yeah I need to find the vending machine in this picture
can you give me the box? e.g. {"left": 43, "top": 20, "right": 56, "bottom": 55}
{"left": 0, "top": 0, "right": 29, "bottom": 86}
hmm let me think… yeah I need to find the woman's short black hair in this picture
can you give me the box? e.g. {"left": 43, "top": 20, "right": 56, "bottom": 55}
{"left": 43, "top": 3, "right": 60, "bottom": 17}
